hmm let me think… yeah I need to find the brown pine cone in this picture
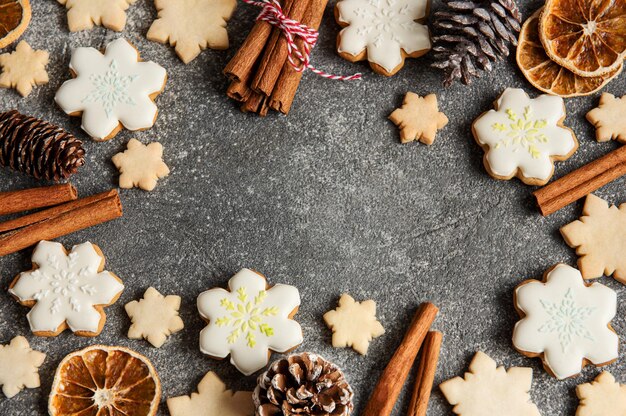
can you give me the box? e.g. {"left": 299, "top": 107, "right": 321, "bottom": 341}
{"left": 253, "top": 352, "right": 354, "bottom": 416}
{"left": 0, "top": 110, "right": 85, "bottom": 180}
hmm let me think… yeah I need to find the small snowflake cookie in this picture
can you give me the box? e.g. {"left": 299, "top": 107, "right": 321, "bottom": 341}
{"left": 0, "top": 40, "right": 49, "bottom": 97}
{"left": 335, "top": 0, "right": 431, "bottom": 76}
{"left": 57, "top": 0, "right": 137, "bottom": 32}
{"left": 0, "top": 336, "right": 46, "bottom": 399}
{"left": 197, "top": 268, "right": 303, "bottom": 375}
{"left": 112, "top": 139, "right": 170, "bottom": 191}
{"left": 389, "top": 92, "right": 448, "bottom": 145}
{"left": 55, "top": 38, "right": 167, "bottom": 141}
{"left": 586, "top": 93, "right": 626, "bottom": 144}
{"left": 9, "top": 240, "right": 124, "bottom": 337}
{"left": 472, "top": 88, "right": 578, "bottom": 185}
{"left": 440, "top": 351, "right": 540, "bottom": 416}
{"left": 125, "top": 287, "right": 184, "bottom": 348}
{"left": 513, "top": 263, "right": 618, "bottom": 380}
{"left": 576, "top": 372, "right": 626, "bottom": 416}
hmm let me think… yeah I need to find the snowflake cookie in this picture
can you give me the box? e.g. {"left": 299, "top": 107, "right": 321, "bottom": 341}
{"left": 112, "top": 139, "right": 170, "bottom": 191}
{"left": 586, "top": 93, "right": 626, "bottom": 144}
{"left": 335, "top": 0, "right": 431, "bottom": 76}
{"left": 147, "top": 0, "right": 237, "bottom": 64}
{"left": 0, "top": 336, "right": 46, "bottom": 398}
{"left": 439, "top": 351, "right": 540, "bottom": 416}
{"left": 576, "top": 372, "right": 626, "bottom": 416}
{"left": 9, "top": 240, "right": 124, "bottom": 337}
{"left": 389, "top": 92, "right": 448, "bottom": 144}
{"left": 0, "top": 40, "right": 49, "bottom": 97}
{"left": 197, "top": 268, "right": 303, "bottom": 375}
{"left": 125, "top": 287, "right": 184, "bottom": 348}
{"left": 55, "top": 38, "right": 167, "bottom": 141}
{"left": 57, "top": 0, "right": 137, "bottom": 32}
{"left": 472, "top": 88, "right": 578, "bottom": 185}
{"left": 561, "top": 194, "right": 626, "bottom": 283}
{"left": 323, "top": 293, "right": 385, "bottom": 355}
{"left": 513, "top": 263, "right": 618, "bottom": 380}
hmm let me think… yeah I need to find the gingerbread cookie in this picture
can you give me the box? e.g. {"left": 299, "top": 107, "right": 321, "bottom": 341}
{"left": 197, "top": 268, "right": 303, "bottom": 375}
{"left": 513, "top": 264, "right": 618, "bottom": 379}
{"left": 560, "top": 194, "right": 626, "bottom": 283}
{"left": 335, "top": 0, "right": 431, "bottom": 76}
{"left": 0, "top": 336, "right": 45, "bottom": 398}
{"left": 323, "top": 293, "right": 384, "bottom": 355}
{"left": 55, "top": 38, "right": 167, "bottom": 141}
{"left": 586, "top": 93, "right": 626, "bottom": 144}
{"left": 472, "top": 88, "right": 578, "bottom": 185}
{"left": 440, "top": 351, "right": 540, "bottom": 416}
{"left": 147, "top": 0, "right": 237, "bottom": 64}
{"left": 112, "top": 139, "right": 170, "bottom": 191}
{"left": 389, "top": 92, "right": 448, "bottom": 144}
{"left": 0, "top": 40, "right": 49, "bottom": 97}
{"left": 9, "top": 240, "right": 124, "bottom": 337}
{"left": 576, "top": 372, "right": 626, "bottom": 416}
{"left": 125, "top": 287, "right": 184, "bottom": 348}
{"left": 0, "top": 0, "right": 31, "bottom": 49}
{"left": 57, "top": 0, "right": 137, "bottom": 32}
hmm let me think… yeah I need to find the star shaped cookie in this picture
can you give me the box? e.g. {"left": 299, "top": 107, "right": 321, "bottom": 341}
{"left": 57, "top": 0, "right": 137, "bottom": 32}
{"left": 167, "top": 371, "right": 254, "bottom": 416}
{"left": 0, "top": 41, "right": 48, "bottom": 97}
{"left": 147, "top": 0, "right": 237, "bottom": 64}
{"left": 576, "top": 372, "right": 626, "bottom": 416}
{"left": 112, "top": 139, "right": 170, "bottom": 191}
{"left": 389, "top": 93, "right": 448, "bottom": 144}
{"left": 586, "top": 93, "right": 626, "bottom": 143}
{"left": 125, "top": 287, "right": 184, "bottom": 348}
{"left": 560, "top": 194, "right": 626, "bottom": 283}
{"left": 323, "top": 293, "right": 385, "bottom": 355}
{"left": 0, "top": 336, "right": 46, "bottom": 398}
{"left": 440, "top": 351, "right": 540, "bottom": 416}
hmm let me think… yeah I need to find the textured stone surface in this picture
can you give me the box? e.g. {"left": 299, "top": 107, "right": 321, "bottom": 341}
{"left": 0, "top": 1, "right": 625, "bottom": 415}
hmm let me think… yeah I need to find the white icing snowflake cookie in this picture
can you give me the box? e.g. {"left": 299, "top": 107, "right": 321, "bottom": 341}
{"left": 335, "top": 0, "right": 431, "bottom": 76}
{"left": 197, "top": 268, "right": 303, "bottom": 375}
{"left": 472, "top": 88, "right": 578, "bottom": 185}
{"left": 9, "top": 241, "right": 124, "bottom": 337}
{"left": 55, "top": 38, "right": 167, "bottom": 141}
{"left": 513, "top": 263, "right": 618, "bottom": 379}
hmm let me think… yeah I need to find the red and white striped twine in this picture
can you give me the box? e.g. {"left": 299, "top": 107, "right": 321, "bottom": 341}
{"left": 243, "top": 0, "right": 362, "bottom": 81}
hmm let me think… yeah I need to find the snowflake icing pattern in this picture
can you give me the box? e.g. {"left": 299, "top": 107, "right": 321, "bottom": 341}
{"left": 83, "top": 60, "right": 137, "bottom": 118}
{"left": 493, "top": 106, "right": 548, "bottom": 158}
{"left": 538, "top": 288, "right": 594, "bottom": 352}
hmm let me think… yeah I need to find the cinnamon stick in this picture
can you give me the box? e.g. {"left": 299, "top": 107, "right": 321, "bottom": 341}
{"left": 408, "top": 331, "right": 443, "bottom": 416}
{"left": 534, "top": 145, "right": 626, "bottom": 216}
{"left": 362, "top": 302, "right": 439, "bottom": 416}
{"left": 224, "top": 21, "right": 274, "bottom": 82}
{"left": 0, "top": 183, "right": 77, "bottom": 216}
{"left": 0, "top": 190, "right": 122, "bottom": 256}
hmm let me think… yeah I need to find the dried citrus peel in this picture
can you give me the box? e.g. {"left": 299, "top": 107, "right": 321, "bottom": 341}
{"left": 0, "top": 0, "right": 31, "bottom": 49}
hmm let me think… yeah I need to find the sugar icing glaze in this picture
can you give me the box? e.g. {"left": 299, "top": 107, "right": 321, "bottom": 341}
{"left": 336, "top": 0, "right": 430, "bottom": 73}
{"left": 513, "top": 264, "right": 618, "bottom": 380}
{"left": 197, "top": 268, "right": 303, "bottom": 375}
{"left": 55, "top": 38, "right": 167, "bottom": 140}
{"left": 9, "top": 241, "right": 124, "bottom": 334}
{"left": 473, "top": 88, "right": 577, "bottom": 181}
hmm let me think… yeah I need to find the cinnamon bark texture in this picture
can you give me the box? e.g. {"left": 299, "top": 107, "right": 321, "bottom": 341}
{"left": 223, "top": 0, "right": 329, "bottom": 115}
{"left": 408, "top": 331, "right": 443, "bottom": 416}
{"left": 0, "top": 183, "right": 77, "bottom": 216}
{"left": 362, "top": 302, "right": 439, "bottom": 416}
{"left": 534, "top": 145, "right": 626, "bottom": 216}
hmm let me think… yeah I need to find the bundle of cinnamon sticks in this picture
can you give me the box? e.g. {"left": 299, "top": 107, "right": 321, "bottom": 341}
{"left": 0, "top": 184, "right": 123, "bottom": 256}
{"left": 224, "top": 0, "right": 328, "bottom": 115}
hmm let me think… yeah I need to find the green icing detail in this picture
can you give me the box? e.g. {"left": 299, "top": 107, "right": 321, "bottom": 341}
{"left": 492, "top": 106, "right": 549, "bottom": 159}
{"left": 538, "top": 288, "right": 594, "bottom": 352}
{"left": 83, "top": 60, "right": 137, "bottom": 118}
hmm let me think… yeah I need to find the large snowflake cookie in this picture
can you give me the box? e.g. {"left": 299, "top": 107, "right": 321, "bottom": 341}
{"left": 513, "top": 263, "right": 618, "bottom": 380}
{"left": 472, "top": 88, "right": 578, "bottom": 185}
{"left": 197, "top": 268, "right": 303, "bottom": 375}
{"left": 335, "top": 0, "right": 431, "bottom": 76}
{"left": 9, "top": 240, "right": 124, "bottom": 337}
{"left": 57, "top": 0, "right": 137, "bottom": 32}
{"left": 55, "top": 38, "right": 167, "bottom": 141}
{"left": 439, "top": 351, "right": 540, "bottom": 416}
{"left": 576, "top": 372, "right": 626, "bottom": 416}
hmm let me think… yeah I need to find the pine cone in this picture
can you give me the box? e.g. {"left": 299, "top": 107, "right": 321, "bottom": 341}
{"left": 432, "top": 0, "right": 522, "bottom": 86}
{"left": 0, "top": 110, "right": 85, "bottom": 180}
{"left": 253, "top": 352, "right": 354, "bottom": 416}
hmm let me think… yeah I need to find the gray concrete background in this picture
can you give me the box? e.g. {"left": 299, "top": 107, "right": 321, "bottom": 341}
{"left": 0, "top": 0, "right": 624, "bottom": 415}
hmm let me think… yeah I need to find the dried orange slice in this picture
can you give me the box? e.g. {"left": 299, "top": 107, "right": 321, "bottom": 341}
{"left": 0, "top": 0, "right": 31, "bottom": 49}
{"left": 49, "top": 345, "right": 161, "bottom": 416}
{"left": 539, "top": 0, "right": 626, "bottom": 77}
{"left": 518, "top": 9, "right": 622, "bottom": 97}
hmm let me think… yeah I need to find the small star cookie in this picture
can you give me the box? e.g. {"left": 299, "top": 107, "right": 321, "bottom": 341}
{"left": 440, "top": 351, "right": 540, "bottom": 416}
{"left": 576, "top": 372, "right": 626, "bottom": 416}
{"left": 112, "top": 139, "right": 170, "bottom": 191}
{"left": 147, "top": 0, "right": 237, "bottom": 64}
{"left": 167, "top": 371, "right": 254, "bottom": 416}
{"left": 125, "top": 287, "right": 184, "bottom": 348}
{"left": 0, "top": 41, "right": 49, "bottom": 97}
{"left": 0, "top": 336, "right": 46, "bottom": 398}
{"left": 389, "top": 92, "right": 448, "bottom": 144}
{"left": 323, "top": 293, "right": 384, "bottom": 355}
{"left": 57, "top": 0, "right": 137, "bottom": 32}
{"left": 586, "top": 93, "right": 626, "bottom": 143}
{"left": 560, "top": 194, "right": 626, "bottom": 283}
